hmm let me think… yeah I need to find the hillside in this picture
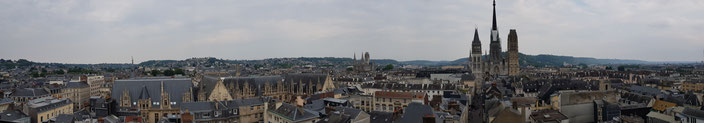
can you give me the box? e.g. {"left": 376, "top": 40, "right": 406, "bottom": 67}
{"left": 446, "top": 53, "right": 650, "bottom": 67}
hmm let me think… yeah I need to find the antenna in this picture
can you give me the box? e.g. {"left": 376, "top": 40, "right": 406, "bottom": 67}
{"left": 131, "top": 56, "right": 134, "bottom": 65}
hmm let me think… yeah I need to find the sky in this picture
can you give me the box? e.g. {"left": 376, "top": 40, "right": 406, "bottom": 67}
{"left": 1, "top": 0, "right": 703, "bottom": 64}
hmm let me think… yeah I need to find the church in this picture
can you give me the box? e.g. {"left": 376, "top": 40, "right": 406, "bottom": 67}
{"left": 470, "top": 0, "right": 520, "bottom": 80}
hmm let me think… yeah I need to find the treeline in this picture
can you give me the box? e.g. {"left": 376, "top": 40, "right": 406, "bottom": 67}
{"left": 148, "top": 68, "right": 186, "bottom": 76}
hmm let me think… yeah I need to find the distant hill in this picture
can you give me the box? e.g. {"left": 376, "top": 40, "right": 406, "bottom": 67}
{"left": 0, "top": 53, "right": 662, "bottom": 68}
{"left": 137, "top": 53, "right": 655, "bottom": 67}
{"left": 444, "top": 53, "right": 650, "bottom": 67}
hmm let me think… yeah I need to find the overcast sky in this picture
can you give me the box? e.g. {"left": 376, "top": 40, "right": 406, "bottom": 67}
{"left": 1, "top": 0, "right": 703, "bottom": 64}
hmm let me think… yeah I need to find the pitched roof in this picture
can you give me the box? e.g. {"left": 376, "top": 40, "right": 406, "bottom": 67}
{"left": 682, "top": 108, "right": 704, "bottom": 119}
{"left": 269, "top": 103, "right": 318, "bottom": 122}
{"left": 369, "top": 111, "right": 393, "bottom": 123}
{"left": 397, "top": 102, "right": 434, "bottom": 123}
{"left": 9, "top": 88, "right": 49, "bottom": 97}
{"left": 0, "top": 109, "right": 28, "bottom": 122}
{"left": 111, "top": 78, "right": 193, "bottom": 107}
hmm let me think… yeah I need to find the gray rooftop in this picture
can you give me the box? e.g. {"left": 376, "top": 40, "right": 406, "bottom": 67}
{"left": 397, "top": 102, "right": 435, "bottom": 123}
{"left": 270, "top": 103, "right": 318, "bottom": 122}
{"left": 112, "top": 78, "right": 193, "bottom": 107}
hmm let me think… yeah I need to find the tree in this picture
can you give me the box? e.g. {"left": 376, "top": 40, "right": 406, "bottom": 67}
{"left": 164, "top": 69, "right": 175, "bottom": 76}
{"left": 54, "top": 70, "right": 65, "bottom": 75}
{"left": 383, "top": 64, "right": 394, "bottom": 71}
{"left": 174, "top": 68, "right": 185, "bottom": 75}
{"left": 150, "top": 70, "right": 162, "bottom": 76}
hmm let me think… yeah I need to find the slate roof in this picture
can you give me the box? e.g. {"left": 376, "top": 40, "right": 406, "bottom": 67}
{"left": 53, "top": 114, "right": 75, "bottom": 123}
{"left": 9, "top": 88, "right": 49, "bottom": 97}
{"left": 0, "top": 109, "right": 28, "bottom": 122}
{"left": 179, "top": 102, "right": 214, "bottom": 113}
{"left": 362, "top": 83, "right": 456, "bottom": 90}
{"left": 629, "top": 85, "right": 662, "bottom": 96}
{"left": 682, "top": 108, "right": 704, "bottom": 119}
{"left": 304, "top": 100, "right": 325, "bottom": 116}
{"left": 112, "top": 78, "right": 193, "bottom": 107}
{"left": 397, "top": 102, "right": 434, "bottom": 123}
{"left": 64, "top": 82, "right": 89, "bottom": 88}
{"left": 369, "top": 111, "right": 393, "bottom": 123}
{"left": 333, "top": 107, "right": 363, "bottom": 119}
{"left": 28, "top": 97, "right": 72, "bottom": 113}
{"left": 620, "top": 92, "right": 652, "bottom": 104}
{"left": 269, "top": 103, "right": 318, "bottom": 122}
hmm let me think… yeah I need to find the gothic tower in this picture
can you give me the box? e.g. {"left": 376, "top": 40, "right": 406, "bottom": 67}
{"left": 489, "top": 0, "right": 503, "bottom": 75}
{"left": 471, "top": 28, "right": 483, "bottom": 77}
{"left": 507, "top": 29, "right": 519, "bottom": 76}
{"left": 471, "top": 28, "right": 483, "bottom": 94}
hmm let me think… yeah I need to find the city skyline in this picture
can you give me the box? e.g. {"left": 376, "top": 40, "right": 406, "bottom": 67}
{"left": 1, "top": 0, "right": 703, "bottom": 64}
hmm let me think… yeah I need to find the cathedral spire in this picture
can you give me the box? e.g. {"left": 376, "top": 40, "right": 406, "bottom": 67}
{"left": 492, "top": 0, "right": 498, "bottom": 30}
{"left": 473, "top": 28, "right": 481, "bottom": 43}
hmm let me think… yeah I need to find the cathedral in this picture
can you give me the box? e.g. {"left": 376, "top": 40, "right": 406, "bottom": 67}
{"left": 470, "top": 0, "right": 520, "bottom": 79}
{"left": 353, "top": 52, "right": 373, "bottom": 72}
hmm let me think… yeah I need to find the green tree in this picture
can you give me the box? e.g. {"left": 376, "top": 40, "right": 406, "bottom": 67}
{"left": 150, "top": 70, "right": 162, "bottom": 76}
{"left": 174, "top": 68, "right": 185, "bottom": 75}
{"left": 54, "top": 70, "right": 65, "bottom": 74}
{"left": 382, "top": 64, "right": 394, "bottom": 71}
{"left": 164, "top": 69, "right": 175, "bottom": 76}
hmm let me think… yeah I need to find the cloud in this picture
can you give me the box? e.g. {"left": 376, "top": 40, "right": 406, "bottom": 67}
{"left": 0, "top": 0, "right": 703, "bottom": 63}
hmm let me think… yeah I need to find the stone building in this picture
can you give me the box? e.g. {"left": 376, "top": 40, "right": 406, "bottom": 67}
{"left": 353, "top": 52, "right": 374, "bottom": 72}
{"left": 178, "top": 97, "right": 272, "bottom": 123}
{"left": 26, "top": 97, "right": 73, "bottom": 123}
{"left": 84, "top": 75, "right": 105, "bottom": 97}
{"left": 373, "top": 91, "right": 427, "bottom": 112}
{"left": 112, "top": 78, "right": 194, "bottom": 123}
{"left": 197, "top": 73, "right": 336, "bottom": 103}
{"left": 59, "top": 82, "right": 90, "bottom": 110}
{"left": 470, "top": 0, "right": 520, "bottom": 79}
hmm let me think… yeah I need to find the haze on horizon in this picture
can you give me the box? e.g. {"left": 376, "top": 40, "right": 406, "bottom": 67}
{"left": 1, "top": 0, "right": 703, "bottom": 64}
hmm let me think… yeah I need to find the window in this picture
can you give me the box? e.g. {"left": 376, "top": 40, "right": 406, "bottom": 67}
{"left": 251, "top": 106, "right": 254, "bottom": 110}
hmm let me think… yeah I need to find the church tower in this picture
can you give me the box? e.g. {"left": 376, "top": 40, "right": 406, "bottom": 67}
{"left": 507, "top": 29, "right": 519, "bottom": 76}
{"left": 489, "top": 0, "right": 503, "bottom": 75}
{"left": 470, "top": 28, "right": 483, "bottom": 77}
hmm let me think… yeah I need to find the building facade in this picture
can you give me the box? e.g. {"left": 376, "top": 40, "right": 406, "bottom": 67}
{"left": 85, "top": 75, "right": 105, "bottom": 97}
{"left": 112, "top": 78, "right": 194, "bottom": 123}
{"left": 372, "top": 91, "right": 427, "bottom": 112}
{"left": 59, "top": 82, "right": 90, "bottom": 110}
{"left": 198, "top": 74, "right": 336, "bottom": 103}
{"left": 26, "top": 97, "right": 73, "bottom": 123}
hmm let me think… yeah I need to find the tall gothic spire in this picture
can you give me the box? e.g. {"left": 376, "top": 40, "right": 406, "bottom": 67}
{"left": 472, "top": 28, "right": 481, "bottom": 44}
{"left": 492, "top": 0, "right": 497, "bottom": 30}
